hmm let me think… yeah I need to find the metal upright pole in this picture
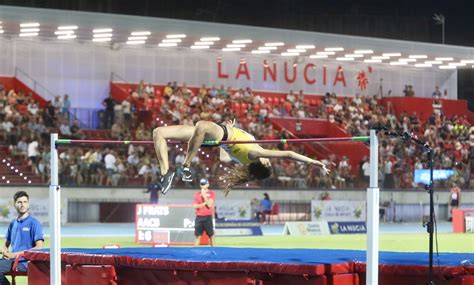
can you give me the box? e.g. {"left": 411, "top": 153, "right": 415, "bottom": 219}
{"left": 366, "top": 130, "right": 380, "bottom": 285}
{"left": 49, "top": 134, "right": 61, "bottom": 285}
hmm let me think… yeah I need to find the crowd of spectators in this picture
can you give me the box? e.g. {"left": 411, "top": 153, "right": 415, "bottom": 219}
{"left": 0, "top": 82, "right": 472, "bottom": 190}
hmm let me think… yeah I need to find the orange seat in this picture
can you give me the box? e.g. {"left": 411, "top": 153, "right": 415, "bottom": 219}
{"left": 267, "top": 203, "right": 280, "bottom": 224}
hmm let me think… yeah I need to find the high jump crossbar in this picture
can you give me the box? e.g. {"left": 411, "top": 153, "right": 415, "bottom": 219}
{"left": 55, "top": 136, "right": 369, "bottom": 146}
{"left": 49, "top": 131, "right": 379, "bottom": 285}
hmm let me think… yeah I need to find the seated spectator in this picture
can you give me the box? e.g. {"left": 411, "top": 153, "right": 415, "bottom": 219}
{"left": 70, "top": 120, "right": 85, "bottom": 139}
{"left": 59, "top": 118, "right": 72, "bottom": 137}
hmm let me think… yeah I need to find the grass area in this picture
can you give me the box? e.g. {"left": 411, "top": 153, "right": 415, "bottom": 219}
{"left": 9, "top": 233, "right": 473, "bottom": 285}
{"left": 44, "top": 233, "right": 474, "bottom": 252}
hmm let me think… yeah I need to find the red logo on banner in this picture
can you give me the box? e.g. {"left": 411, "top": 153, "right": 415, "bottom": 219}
{"left": 356, "top": 66, "right": 373, "bottom": 91}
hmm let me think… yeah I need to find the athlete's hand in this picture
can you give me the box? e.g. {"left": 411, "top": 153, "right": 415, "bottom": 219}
{"left": 321, "top": 165, "right": 331, "bottom": 176}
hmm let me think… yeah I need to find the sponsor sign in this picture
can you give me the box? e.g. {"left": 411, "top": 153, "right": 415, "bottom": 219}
{"left": 311, "top": 200, "right": 366, "bottom": 222}
{"left": 215, "top": 220, "right": 262, "bottom": 236}
{"left": 215, "top": 200, "right": 251, "bottom": 220}
{"left": 328, "top": 222, "right": 367, "bottom": 234}
{"left": 414, "top": 169, "right": 454, "bottom": 184}
{"left": 283, "top": 221, "right": 330, "bottom": 236}
{"left": 0, "top": 198, "right": 67, "bottom": 224}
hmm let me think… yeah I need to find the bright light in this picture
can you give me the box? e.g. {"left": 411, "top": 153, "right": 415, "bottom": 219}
{"left": 371, "top": 56, "right": 390, "bottom": 60}
{"left": 0, "top": 30, "right": 3, "bottom": 34}
{"left": 324, "top": 47, "right": 344, "bottom": 52}
{"left": 92, "top": 38, "right": 111, "bottom": 42}
{"left": 310, "top": 54, "right": 328, "bottom": 59}
{"left": 93, "top": 33, "right": 113, "bottom": 38}
{"left": 390, "top": 61, "right": 408, "bottom": 65}
{"left": 166, "top": 34, "right": 186, "bottom": 38}
{"left": 19, "top": 33, "right": 38, "bottom": 37}
{"left": 281, "top": 52, "right": 299, "bottom": 56}
{"left": 158, "top": 43, "right": 178, "bottom": 47}
{"left": 93, "top": 28, "right": 113, "bottom": 33}
{"left": 194, "top": 41, "right": 213, "bottom": 45}
{"left": 399, "top": 58, "right": 417, "bottom": 62}
{"left": 55, "top": 30, "right": 75, "bottom": 35}
{"left": 162, "top": 39, "right": 181, "bottom": 43}
{"left": 252, "top": 50, "right": 270, "bottom": 54}
{"left": 131, "top": 31, "right": 151, "bottom": 36}
{"left": 460, "top": 59, "right": 474, "bottom": 64}
{"left": 222, "top": 47, "right": 241, "bottom": 51}
{"left": 425, "top": 61, "right": 442, "bottom": 65}
{"left": 409, "top": 55, "right": 428, "bottom": 59}
{"left": 364, "top": 59, "right": 382, "bottom": 63}
{"left": 439, "top": 65, "right": 456, "bottom": 69}
{"left": 265, "top": 42, "right": 284, "bottom": 46}
{"left": 317, "top": 51, "right": 335, "bottom": 55}
{"left": 259, "top": 46, "right": 277, "bottom": 50}
{"left": 200, "top": 37, "right": 220, "bottom": 41}
{"left": 20, "top": 28, "right": 40, "bottom": 33}
{"left": 345, "top": 54, "right": 364, "bottom": 58}
{"left": 435, "top": 57, "right": 453, "bottom": 61}
{"left": 296, "top": 45, "right": 315, "bottom": 49}
{"left": 58, "top": 26, "right": 78, "bottom": 30}
{"left": 414, "top": 63, "right": 432, "bottom": 67}
{"left": 354, "top": 49, "right": 373, "bottom": 54}
{"left": 287, "top": 49, "right": 306, "bottom": 53}
{"left": 128, "top": 36, "right": 148, "bottom": 40}
{"left": 226, "top": 44, "right": 246, "bottom": 48}
{"left": 191, "top": 45, "right": 209, "bottom": 49}
{"left": 232, "top": 39, "right": 252, "bottom": 44}
{"left": 448, "top": 62, "right": 466, "bottom": 67}
{"left": 126, "top": 40, "right": 146, "bottom": 45}
{"left": 383, "top": 53, "right": 402, "bottom": 57}
{"left": 57, "top": 34, "right": 76, "bottom": 40}
{"left": 20, "top": 22, "right": 40, "bottom": 28}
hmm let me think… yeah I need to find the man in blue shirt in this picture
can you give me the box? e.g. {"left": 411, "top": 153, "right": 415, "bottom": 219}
{"left": 0, "top": 191, "right": 44, "bottom": 285}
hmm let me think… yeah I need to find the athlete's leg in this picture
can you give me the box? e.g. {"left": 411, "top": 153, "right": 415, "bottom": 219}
{"left": 152, "top": 125, "right": 195, "bottom": 174}
{"left": 183, "top": 121, "right": 223, "bottom": 168}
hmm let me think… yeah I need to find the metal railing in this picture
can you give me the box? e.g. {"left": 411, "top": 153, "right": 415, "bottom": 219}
{"left": 14, "top": 67, "right": 57, "bottom": 101}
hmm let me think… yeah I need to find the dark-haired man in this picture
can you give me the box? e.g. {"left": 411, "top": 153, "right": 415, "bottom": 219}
{"left": 193, "top": 178, "right": 215, "bottom": 246}
{"left": 0, "top": 191, "right": 44, "bottom": 285}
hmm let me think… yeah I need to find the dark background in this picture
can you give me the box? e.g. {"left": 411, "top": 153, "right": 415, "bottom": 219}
{"left": 1, "top": 0, "right": 472, "bottom": 108}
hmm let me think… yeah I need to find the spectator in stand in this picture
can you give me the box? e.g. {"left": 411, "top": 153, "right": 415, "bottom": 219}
{"left": 62, "top": 94, "right": 71, "bottom": 120}
{"left": 27, "top": 99, "right": 39, "bottom": 116}
{"left": 163, "top": 82, "right": 173, "bottom": 100}
{"left": 27, "top": 136, "right": 40, "bottom": 174}
{"left": 286, "top": 90, "right": 296, "bottom": 105}
{"left": 59, "top": 118, "right": 72, "bottom": 137}
{"left": 104, "top": 150, "right": 117, "bottom": 186}
{"left": 53, "top": 95, "right": 63, "bottom": 111}
{"left": 145, "top": 83, "right": 155, "bottom": 97}
{"left": 361, "top": 156, "right": 370, "bottom": 187}
{"left": 102, "top": 94, "right": 115, "bottom": 128}
{"left": 121, "top": 97, "right": 132, "bottom": 128}
{"left": 70, "top": 120, "right": 85, "bottom": 139}
{"left": 432, "top": 86, "right": 442, "bottom": 99}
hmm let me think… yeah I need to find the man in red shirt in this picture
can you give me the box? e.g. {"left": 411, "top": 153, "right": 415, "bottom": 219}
{"left": 193, "top": 178, "right": 216, "bottom": 246}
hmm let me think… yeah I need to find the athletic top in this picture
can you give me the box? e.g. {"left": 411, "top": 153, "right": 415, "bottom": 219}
{"left": 6, "top": 215, "right": 44, "bottom": 257}
{"left": 221, "top": 127, "right": 259, "bottom": 165}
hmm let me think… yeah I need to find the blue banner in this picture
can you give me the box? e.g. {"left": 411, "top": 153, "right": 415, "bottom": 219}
{"left": 328, "top": 222, "right": 367, "bottom": 234}
{"left": 414, "top": 169, "right": 454, "bottom": 184}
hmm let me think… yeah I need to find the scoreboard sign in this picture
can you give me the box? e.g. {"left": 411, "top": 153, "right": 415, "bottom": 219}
{"left": 135, "top": 204, "right": 196, "bottom": 245}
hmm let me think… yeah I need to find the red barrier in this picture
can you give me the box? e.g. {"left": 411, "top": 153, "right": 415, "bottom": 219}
{"left": 66, "top": 265, "right": 117, "bottom": 285}
{"left": 452, "top": 208, "right": 474, "bottom": 233}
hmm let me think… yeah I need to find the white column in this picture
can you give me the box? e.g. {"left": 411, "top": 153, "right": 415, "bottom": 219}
{"left": 366, "top": 130, "right": 379, "bottom": 285}
{"left": 49, "top": 134, "right": 61, "bottom": 285}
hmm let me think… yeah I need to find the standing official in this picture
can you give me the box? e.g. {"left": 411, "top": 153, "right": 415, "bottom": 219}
{"left": 193, "top": 178, "right": 215, "bottom": 246}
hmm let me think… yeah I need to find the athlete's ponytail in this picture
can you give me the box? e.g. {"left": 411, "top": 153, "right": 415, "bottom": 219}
{"left": 220, "top": 161, "right": 272, "bottom": 196}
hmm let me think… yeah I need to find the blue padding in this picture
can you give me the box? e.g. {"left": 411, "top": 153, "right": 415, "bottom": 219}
{"left": 38, "top": 247, "right": 473, "bottom": 267}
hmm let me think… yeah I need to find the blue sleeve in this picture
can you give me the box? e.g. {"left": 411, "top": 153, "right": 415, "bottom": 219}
{"left": 5, "top": 221, "right": 13, "bottom": 242}
{"left": 31, "top": 219, "right": 44, "bottom": 243}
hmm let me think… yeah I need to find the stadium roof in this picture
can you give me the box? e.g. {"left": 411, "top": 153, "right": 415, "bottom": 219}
{"left": 1, "top": 5, "right": 473, "bottom": 70}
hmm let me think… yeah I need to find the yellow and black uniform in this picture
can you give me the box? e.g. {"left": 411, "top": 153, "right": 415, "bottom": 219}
{"left": 221, "top": 127, "right": 258, "bottom": 165}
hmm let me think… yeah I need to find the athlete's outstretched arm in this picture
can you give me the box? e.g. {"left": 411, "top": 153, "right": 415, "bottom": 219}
{"left": 249, "top": 146, "right": 330, "bottom": 174}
